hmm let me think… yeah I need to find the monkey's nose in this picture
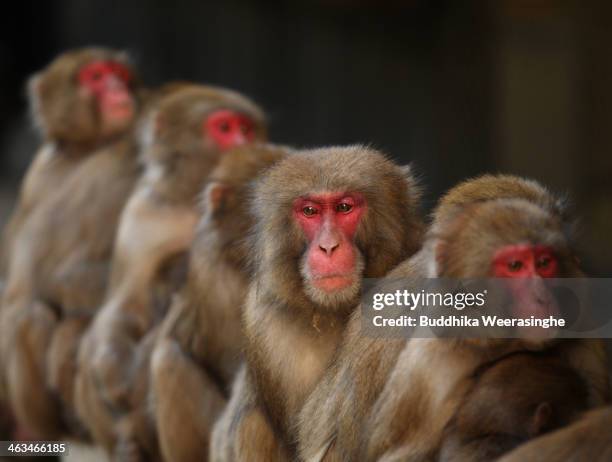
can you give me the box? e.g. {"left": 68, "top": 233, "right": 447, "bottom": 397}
{"left": 105, "top": 74, "right": 126, "bottom": 90}
{"left": 319, "top": 242, "right": 339, "bottom": 256}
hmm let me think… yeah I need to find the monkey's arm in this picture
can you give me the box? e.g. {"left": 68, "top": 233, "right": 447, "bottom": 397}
{"left": 298, "top": 311, "right": 405, "bottom": 461}
{"left": 74, "top": 305, "right": 153, "bottom": 453}
{"left": 79, "top": 294, "right": 148, "bottom": 412}
{"left": 151, "top": 329, "right": 226, "bottom": 462}
{"left": 0, "top": 145, "right": 79, "bottom": 270}
{"left": 0, "top": 146, "right": 59, "bottom": 277}
{"left": 112, "top": 330, "right": 163, "bottom": 462}
{"left": 4, "top": 300, "right": 65, "bottom": 439}
{"left": 46, "top": 316, "right": 90, "bottom": 418}
{"left": 498, "top": 406, "right": 612, "bottom": 462}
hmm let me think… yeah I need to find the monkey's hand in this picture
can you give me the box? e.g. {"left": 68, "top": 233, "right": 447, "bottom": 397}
{"left": 89, "top": 336, "right": 137, "bottom": 412}
{"left": 79, "top": 294, "right": 148, "bottom": 413}
{"left": 46, "top": 316, "right": 89, "bottom": 409}
{"left": 5, "top": 301, "right": 64, "bottom": 438}
{"left": 10, "top": 301, "right": 58, "bottom": 373}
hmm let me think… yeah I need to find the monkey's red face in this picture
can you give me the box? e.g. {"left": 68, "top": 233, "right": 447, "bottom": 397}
{"left": 492, "top": 244, "right": 560, "bottom": 319}
{"left": 78, "top": 60, "right": 135, "bottom": 133}
{"left": 205, "top": 110, "right": 256, "bottom": 151}
{"left": 294, "top": 192, "right": 366, "bottom": 306}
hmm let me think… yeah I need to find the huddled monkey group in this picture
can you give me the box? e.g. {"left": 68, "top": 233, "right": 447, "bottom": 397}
{"left": 0, "top": 47, "right": 610, "bottom": 462}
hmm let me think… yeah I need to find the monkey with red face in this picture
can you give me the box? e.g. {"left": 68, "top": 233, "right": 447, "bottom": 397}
{"left": 75, "top": 83, "right": 268, "bottom": 457}
{"left": 0, "top": 48, "right": 142, "bottom": 441}
{"left": 297, "top": 175, "right": 609, "bottom": 462}
{"left": 210, "top": 146, "right": 424, "bottom": 461}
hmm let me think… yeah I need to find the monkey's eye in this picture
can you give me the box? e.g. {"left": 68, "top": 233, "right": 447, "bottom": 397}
{"left": 302, "top": 206, "right": 318, "bottom": 217}
{"left": 507, "top": 260, "right": 523, "bottom": 272}
{"left": 240, "top": 123, "right": 251, "bottom": 135}
{"left": 219, "top": 121, "right": 231, "bottom": 133}
{"left": 536, "top": 256, "right": 551, "bottom": 269}
{"left": 336, "top": 203, "right": 353, "bottom": 213}
{"left": 110, "top": 63, "right": 132, "bottom": 83}
{"left": 91, "top": 71, "right": 103, "bottom": 81}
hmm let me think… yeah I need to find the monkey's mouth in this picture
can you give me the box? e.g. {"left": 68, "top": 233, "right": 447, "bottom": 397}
{"left": 106, "top": 102, "right": 135, "bottom": 120}
{"left": 312, "top": 274, "right": 355, "bottom": 292}
{"left": 101, "top": 94, "right": 136, "bottom": 122}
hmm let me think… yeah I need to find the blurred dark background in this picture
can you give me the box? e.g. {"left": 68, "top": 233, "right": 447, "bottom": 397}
{"left": 0, "top": 0, "right": 610, "bottom": 274}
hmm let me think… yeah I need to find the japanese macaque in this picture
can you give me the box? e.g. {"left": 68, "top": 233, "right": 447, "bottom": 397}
{"left": 210, "top": 146, "right": 424, "bottom": 461}
{"left": 74, "top": 84, "right": 268, "bottom": 455}
{"left": 0, "top": 47, "right": 139, "bottom": 274}
{"left": 297, "top": 175, "right": 609, "bottom": 462}
{"left": 0, "top": 48, "right": 142, "bottom": 441}
{"left": 499, "top": 405, "right": 612, "bottom": 462}
{"left": 119, "top": 143, "right": 287, "bottom": 462}
{"left": 439, "top": 352, "right": 589, "bottom": 461}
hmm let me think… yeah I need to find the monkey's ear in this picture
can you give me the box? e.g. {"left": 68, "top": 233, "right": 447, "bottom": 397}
{"left": 400, "top": 163, "right": 423, "bottom": 204}
{"left": 115, "top": 50, "right": 132, "bottom": 66}
{"left": 400, "top": 164, "right": 413, "bottom": 178}
{"left": 27, "top": 74, "right": 44, "bottom": 106}
{"left": 202, "top": 182, "right": 233, "bottom": 215}
{"left": 529, "top": 402, "right": 553, "bottom": 436}
{"left": 26, "top": 74, "right": 46, "bottom": 133}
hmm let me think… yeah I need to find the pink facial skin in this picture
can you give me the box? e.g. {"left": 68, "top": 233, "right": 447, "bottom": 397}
{"left": 293, "top": 192, "right": 366, "bottom": 292}
{"left": 492, "top": 244, "right": 559, "bottom": 279}
{"left": 492, "top": 244, "right": 560, "bottom": 319}
{"left": 204, "top": 110, "right": 256, "bottom": 151}
{"left": 78, "top": 61, "right": 135, "bottom": 122}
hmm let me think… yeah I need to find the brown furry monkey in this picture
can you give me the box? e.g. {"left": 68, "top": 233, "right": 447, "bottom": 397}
{"left": 75, "top": 83, "right": 268, "bottom": 455}
{"left": 0, "top": 47, "right": 140, "bottom": 440}
{"left": 297, "top": 175, "right": 609, "bottom": 462}
{"left": 0, "top": 48, "right": 143, "bottom": 440}
{"left": 210, "top": 146, "right": 424, "bottom": 461}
